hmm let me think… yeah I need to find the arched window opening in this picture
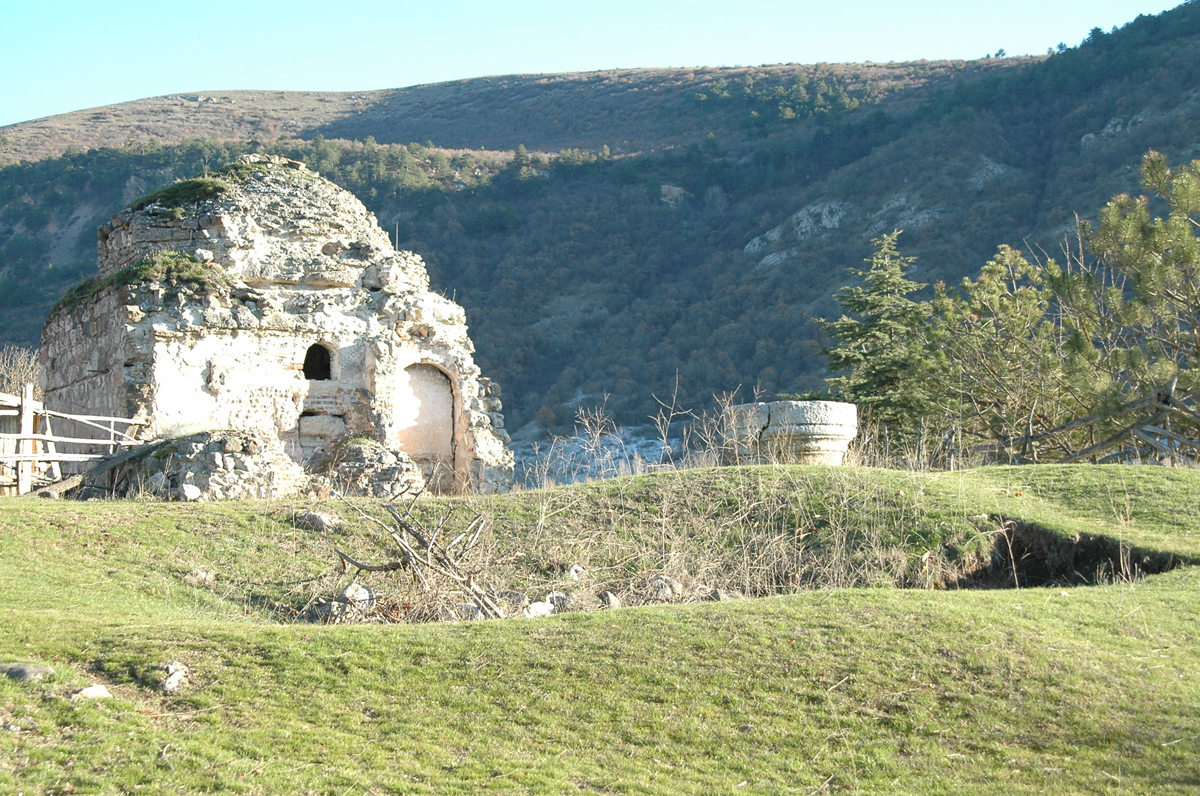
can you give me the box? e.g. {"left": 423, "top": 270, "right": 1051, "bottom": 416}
{"left": 303, "top": 344, "right": 333, "bottom": 381}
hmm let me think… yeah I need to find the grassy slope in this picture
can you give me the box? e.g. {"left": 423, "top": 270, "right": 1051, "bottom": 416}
{"left": 0, "top": 465, "right": 1198, "bottom": 794}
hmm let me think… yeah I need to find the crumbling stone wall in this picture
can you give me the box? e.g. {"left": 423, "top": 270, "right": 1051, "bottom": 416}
{"left": 40, "top": 289, "right": 132, "bottom": 424}
{"left": 41, "top": 155, "right": 513, "bottom": 494}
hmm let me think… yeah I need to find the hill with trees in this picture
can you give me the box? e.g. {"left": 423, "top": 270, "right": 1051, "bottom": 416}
{"left": 2, "top": 3, "right": 1200, "bottom": 433}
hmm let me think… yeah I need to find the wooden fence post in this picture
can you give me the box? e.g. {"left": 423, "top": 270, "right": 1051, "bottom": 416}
{"left": 40, "top": 413, "right": 62, "bottom": 482}
{"left": 17, "top": 383, "right": 34, "bottom": 495}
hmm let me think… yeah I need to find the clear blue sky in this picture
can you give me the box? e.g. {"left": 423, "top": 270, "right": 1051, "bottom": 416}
{"left": 0, "top": 0, "right": 1182, "bottom": 128}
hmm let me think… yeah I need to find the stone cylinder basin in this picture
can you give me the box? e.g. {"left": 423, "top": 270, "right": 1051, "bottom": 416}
{"left": 721, "top": 400, "right": 858, "bottom": 466}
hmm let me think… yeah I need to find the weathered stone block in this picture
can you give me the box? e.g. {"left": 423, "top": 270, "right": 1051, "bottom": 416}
{"left": 721, "top": 400, "right": 858, "bottom": 466}
{"left": 299, "top": 415, "right": 347, "bottom": 439}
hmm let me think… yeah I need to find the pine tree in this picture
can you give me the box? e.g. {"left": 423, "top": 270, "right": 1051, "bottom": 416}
{"left": 820, "top": 231, "right": 933, "bottom": 429}
{"left": 928, "top": 245, "right": 1076, "bottom": 454}
{"left": 1079, "top": 150, "right": 1200, "bottom": 398}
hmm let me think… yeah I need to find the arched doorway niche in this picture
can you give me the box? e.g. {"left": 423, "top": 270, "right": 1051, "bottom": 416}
{"left": 296, "top": 341, "right": 345, "bottom": 463}
{"left": 395, "top": 363, "right": 456, "bottom": 492}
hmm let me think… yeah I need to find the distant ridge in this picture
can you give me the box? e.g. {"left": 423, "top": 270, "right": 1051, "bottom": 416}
{"left": 0, "top": 60, "right": 1031, "bottom": 165}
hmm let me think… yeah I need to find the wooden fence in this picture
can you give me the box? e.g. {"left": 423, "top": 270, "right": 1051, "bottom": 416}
{"left": 0, "top": 384, "right": 145, "bottom": 496}
{"left": 965, "top": 384, "right": 1200, "bottom": 466}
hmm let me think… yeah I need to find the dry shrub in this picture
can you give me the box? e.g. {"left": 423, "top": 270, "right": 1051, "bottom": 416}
{"left": 0, "top": 345, "right": 39, "bottom": 398}
{"left": 307, "top": 464, "right": 989, "bottom": 625}
{"left": 842, "top": 418, "right": 986, "bottom": 472}
{"left": 315, "top": 392, "right": 998, "bottom": 624}
{"left": 532, "top": 467, "right": 965, "bottom": 599}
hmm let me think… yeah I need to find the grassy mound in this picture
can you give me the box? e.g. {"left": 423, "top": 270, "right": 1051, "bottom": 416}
{"left": 0, "top": 465, "right": 1197, "bottom": 793}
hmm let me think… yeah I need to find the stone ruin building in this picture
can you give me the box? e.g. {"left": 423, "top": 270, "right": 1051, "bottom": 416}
{"left": 39, "top": 155, "right": 513, "bottom": 497}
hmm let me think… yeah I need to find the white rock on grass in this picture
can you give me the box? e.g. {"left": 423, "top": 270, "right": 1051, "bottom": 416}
{"left": 496, "top": 590, "right": 530, "bottom": 609}
{"left": 177, "top": 483, "right": 202, "bottom": 502}
{"left": 523, "top": 601, "right": 555, "bottom": 618}
{"left": 146, "top": 471, "right": 169, "bottom": 496}
{"left": 294, "top": 510, "right": 343, "bottom": 533}
{"left": 71, "top": 684, "right": 112, "bottom": 701}
{"left": 0, "top": 663, "right": 54, "bottom": 682}
{"left": 599, "top": 591, "right": 621, "bottom": 609}
{"left": 316, "top": 600, "right": 349, "bottom": 623}
{"left": 184, "top": 569, "right": 216, "bottom": 586}
{"left": 648, "top": 576, "right": 685, "bottom": 602}
{"left": 160, "top": 661, "right": 189, "bottom": 694}
{"left": 339, "top": 582, "right": 375, "bottom": 612}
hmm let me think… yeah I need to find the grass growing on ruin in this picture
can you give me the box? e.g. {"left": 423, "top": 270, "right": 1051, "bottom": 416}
{"left": 52, "top": 250, "right": 232, "bottom": 314}
{"left": 0, "top": 465, "right": 1198, "bottom": 794}
{"left": 127, "top": 159, "right": 279, "bottom": 217}
{"left": 130, "top": 176, "right": 231, "bottom": 213}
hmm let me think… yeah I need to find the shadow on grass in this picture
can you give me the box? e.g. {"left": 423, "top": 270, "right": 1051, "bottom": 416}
{"left": 955, "top": 515, "right": 1198, "bottom": 589}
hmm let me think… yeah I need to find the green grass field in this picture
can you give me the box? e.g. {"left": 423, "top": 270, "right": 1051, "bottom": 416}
{"left": 1, "top": 465, "right": 1198, "bottom": 794}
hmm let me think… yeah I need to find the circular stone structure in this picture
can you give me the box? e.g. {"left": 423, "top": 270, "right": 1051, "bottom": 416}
{"left": 720, "top": 400, "right": 858, "bottom": 466}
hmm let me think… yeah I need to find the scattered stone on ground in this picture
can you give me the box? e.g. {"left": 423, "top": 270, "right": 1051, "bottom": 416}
{"left": 524, "top": 601, "right": 555, "bottom": 618}
{"left": 647, "top": 575, "right": 685, "bottom": 602}
{"left": 184, "top": 569, "right": 216, "bottom": 586}
{"left": 0, "top": 663, "right": 54, "bottom": 683}
{"left": 314, "top": 582, "right": 378, "bottom": 623}
{"left": 545, "top": 591, "right": 569, "bottom": 612}
{"left": 496, "top": 590, "right": 530, "bottom": 610}
{"left": 340, "top": 582, "right": 376, "bottom": 612}
{"left": 71, "top": 684, "right": 113, "bottom": 701}
{"left": 294, "top": 510, "right": 343, "bottom": 533}
{"left": 305, "top": 570, "right": 753, "bottom": 625}
{"left": 314, "top": 600, "right": 349, "bottom": 623}
{"left": 599, "top": 591, "right": 622, "bottom": 609}
{"left": 160, "top": 661, "right": 189, "bottom": 694}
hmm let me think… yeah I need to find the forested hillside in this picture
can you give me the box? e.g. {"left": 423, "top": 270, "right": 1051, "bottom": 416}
{"left": 2, "top": 3, "right": 1199, "bottom": 432}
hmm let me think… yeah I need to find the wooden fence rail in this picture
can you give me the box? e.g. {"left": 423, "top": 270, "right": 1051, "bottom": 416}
{"left": 0, "top": 384, "right": 145, "bottom": 496}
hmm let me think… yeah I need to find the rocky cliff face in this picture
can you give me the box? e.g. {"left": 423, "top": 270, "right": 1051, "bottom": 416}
{"left": 42, "top": 155, "right": 514, "bottom": 495}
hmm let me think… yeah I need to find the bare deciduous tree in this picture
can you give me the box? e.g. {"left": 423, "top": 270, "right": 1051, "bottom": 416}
{"left": 0, "top": 345, "right": 39, "bottom": 398}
